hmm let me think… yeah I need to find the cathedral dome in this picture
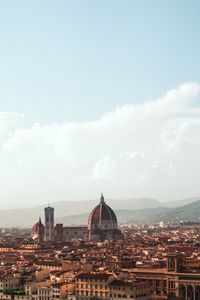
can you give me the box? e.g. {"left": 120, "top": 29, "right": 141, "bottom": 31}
{"left": 32, "top": 217, "right": 45, "bottom": 240}
{"left": 88, "top": 194, "right": 118, "bottom": 231}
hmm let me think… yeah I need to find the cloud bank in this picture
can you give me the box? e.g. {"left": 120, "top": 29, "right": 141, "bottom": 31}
{"left": 0, "top": 82, "right": 200, "bottom": 208}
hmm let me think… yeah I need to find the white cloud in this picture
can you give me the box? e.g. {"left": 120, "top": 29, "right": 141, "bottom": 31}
{"left": 0, "top": 82, "right": 200, "bottom": 208}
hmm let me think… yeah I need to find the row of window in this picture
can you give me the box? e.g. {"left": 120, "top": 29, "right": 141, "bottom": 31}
{"left": 78, "top": 284, "right": 145, "bottom": 292}
{"left": 78, "top": 279, "right": 105, "bottom": 283}
{"left": 77, "top": 284, "right": 107, "bottom": 289}
{"left": 78, "top": 291, "right": 107, "bottom": 296}
{"left": 77, "top": 294, "right": 150, "bottom": 300}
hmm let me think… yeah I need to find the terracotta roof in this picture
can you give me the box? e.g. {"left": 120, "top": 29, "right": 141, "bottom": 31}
{"left": 76, "top": 272, "right": 112, "bottom": 280}
{"left": 109, "top": 279, "right": 147, "bottom": 287}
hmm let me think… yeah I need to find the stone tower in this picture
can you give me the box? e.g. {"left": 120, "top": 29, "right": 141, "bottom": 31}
{"left": 44, "top": 205, "right": 54, "bottom": 242}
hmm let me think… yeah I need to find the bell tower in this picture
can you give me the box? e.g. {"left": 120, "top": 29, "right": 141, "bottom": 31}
{"left": 44, "top": 205, "right": 54, "bottom": 242}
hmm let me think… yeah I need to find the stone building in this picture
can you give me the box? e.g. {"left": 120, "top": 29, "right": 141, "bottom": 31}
{"left": 126, "top": 254, "right": 200, "bottom": 300}
{"left": 31, "top": 217, "right": 45, "bottom": 243}
{"left": 32, "top": 194, "right": 122, "bottom": 243}
{"left": 44, "top": 206, "right": 54, "bottom": 242}
{"left": 75, "top": 272, "right": 150, "bottom": 300}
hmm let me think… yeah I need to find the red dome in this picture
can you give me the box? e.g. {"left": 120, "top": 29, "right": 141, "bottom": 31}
{"left": 32, "top": 217, "right": 45, "bottom": 236}
{"left": 88, "top": 194, "right": 117, "bottom": 227}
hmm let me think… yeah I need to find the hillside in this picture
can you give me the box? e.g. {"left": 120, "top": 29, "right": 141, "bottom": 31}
{"left": 57, "top": 200, "right": 200, "bottom": 225}
{"left": 56, "top": 207, "right": 171, "bottom": 226}
{"left": 160, "top": 200, "right": 200, "bottom": 222}
{"left": 0, "top": 197, "right": 160, "bottom": 227}
{"left": 0, "top": 197, "right": 199, "bottom": 227}
{"left": 163, "top": 197, "right": 200, "bottom": 208}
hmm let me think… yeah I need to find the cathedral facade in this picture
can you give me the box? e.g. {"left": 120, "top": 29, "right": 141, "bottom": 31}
{"left": 32, "top": 194, "right": 123, "bottom": 243}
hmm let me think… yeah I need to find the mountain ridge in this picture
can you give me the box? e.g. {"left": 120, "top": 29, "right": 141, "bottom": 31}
{"left": 57, "top": 200, "right": 200, "bottom": 226}
{"left": 0, "top": 197, "right": 199, "bottom": 227}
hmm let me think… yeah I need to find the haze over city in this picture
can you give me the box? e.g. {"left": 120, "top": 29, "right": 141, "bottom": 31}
{"left": 0, "top": 1, "right": 200, "bottom": 209}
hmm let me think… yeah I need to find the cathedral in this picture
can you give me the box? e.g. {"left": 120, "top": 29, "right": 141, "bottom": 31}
{"left": 31, "top": 217, "right": 45, "bottom": 243}
{"left": 32, "top": 194, "right": 123, "bottom": 243}
{"left": 88, "top": 193, "right": 122, "bottom": 241}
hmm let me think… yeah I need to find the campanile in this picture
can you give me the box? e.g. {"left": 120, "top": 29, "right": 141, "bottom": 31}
{"left": 44, "top": 205, "right": 54, "bottom": 242}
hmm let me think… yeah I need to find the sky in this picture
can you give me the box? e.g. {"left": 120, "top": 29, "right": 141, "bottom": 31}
{"left": 0, "top": 1, "right": 200, "bottom": 208}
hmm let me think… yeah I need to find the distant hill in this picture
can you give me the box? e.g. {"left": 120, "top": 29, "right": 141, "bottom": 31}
{"left": 0, "top": 197, "right": 200, "bottom": 227}
{"left": 107, "top": 198, "right": 161, "bottom": 210}
{"left": 163, "top": 197, "right": 200, "bottom": 208}
{"left": 56, "top": 207, "right": 171, "bottom": 226}
{"left": 57, "top": 200, "right": 200, "bottom": 225}
{"left": 159, "top": 200, "right": 200, "bottom": 222}
{"left": 0, "top": 197, "right": 160, "bottom": 227}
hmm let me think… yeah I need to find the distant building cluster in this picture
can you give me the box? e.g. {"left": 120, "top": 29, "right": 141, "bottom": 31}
{"left": 31, "top": 194, "right": 123, "bottom": 243}
{"left": 2, "top": 197, "right": 200, "bottom": 300}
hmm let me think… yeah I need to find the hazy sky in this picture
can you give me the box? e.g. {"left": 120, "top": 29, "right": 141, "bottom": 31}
{"left": 0, "top": 1, "right": 200, "bottom": 208}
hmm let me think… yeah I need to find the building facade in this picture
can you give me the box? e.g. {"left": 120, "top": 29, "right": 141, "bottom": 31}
{"left": 54, "top": 225, "right": 88, "bottom": 242}
{"left": 126, "top": 254, "right": 200, "bottom": 300}
{"left": 32, "top": 194, "right": 122, "bottom": 243}
{"left": 76, "top": 273, "right": 150, "bottom": 300}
